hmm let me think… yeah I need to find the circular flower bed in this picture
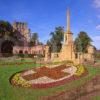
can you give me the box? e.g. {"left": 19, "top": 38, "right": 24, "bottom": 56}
{"left": 10, "top": 64, "right": 87, "bottom": 89}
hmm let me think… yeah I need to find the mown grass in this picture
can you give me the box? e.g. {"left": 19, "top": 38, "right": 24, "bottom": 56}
{"left": 0, "top": 61, "right": 100, "bottom": 100}
{"left": 92, "top": 96, "right": 100, "bottom": 100}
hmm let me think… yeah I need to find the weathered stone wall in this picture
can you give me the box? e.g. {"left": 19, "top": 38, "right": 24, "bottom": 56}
{"left": 13, "top": 45, "right": 46, "bottom": 55}
{"left": 13, "top": 46, "right": 31, "bottom": 54}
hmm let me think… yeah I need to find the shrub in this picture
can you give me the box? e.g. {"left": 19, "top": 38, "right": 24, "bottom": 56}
{"left": 17, "top": 54, "right": 34, "bottom": 58}
{"left": 17, "top": 53, "right": 24, "bottom": 58}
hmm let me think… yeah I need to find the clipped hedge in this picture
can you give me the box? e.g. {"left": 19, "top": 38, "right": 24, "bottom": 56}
{"left": 17, "top": 54, "right": 34, "bottom": 58}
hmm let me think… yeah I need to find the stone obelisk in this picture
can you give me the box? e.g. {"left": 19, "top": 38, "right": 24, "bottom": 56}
{"left": 60, "top": 8, "right": 74, "bottom": 61}
{"left": 67, "top": 8, "right": 70, "bottom": 32}
{"left": 64, "top": 9, "right": 73, "bottom": 45}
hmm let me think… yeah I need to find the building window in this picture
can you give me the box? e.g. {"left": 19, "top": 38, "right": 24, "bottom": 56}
{"left": 75, "top": 53, "right": 78, "bottom": 59}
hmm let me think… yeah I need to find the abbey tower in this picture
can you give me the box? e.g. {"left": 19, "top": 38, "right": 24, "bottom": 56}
{"left": 13, "top": 22, "right": 30, "bottom": 44}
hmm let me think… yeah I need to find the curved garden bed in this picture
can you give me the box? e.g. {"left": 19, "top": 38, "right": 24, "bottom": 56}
{"left": 10, "top": 64, "right": 88, "bottom": 89}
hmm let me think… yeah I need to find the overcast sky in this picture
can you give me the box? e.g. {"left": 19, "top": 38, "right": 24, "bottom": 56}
{"left": 0, "top": 0, "right": 100, "bottom": 49}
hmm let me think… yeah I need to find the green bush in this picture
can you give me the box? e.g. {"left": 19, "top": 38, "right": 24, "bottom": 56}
{"left": 17, "top": 54, "right": 34, "bottom": 58}
{"left": 17, "top": 53, "right": 24, "bottom": 58}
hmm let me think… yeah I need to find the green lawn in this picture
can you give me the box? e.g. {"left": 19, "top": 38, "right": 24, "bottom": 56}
{"left": 92, "top": 96, "right": 100, "bottom": 100}
{"left": 0, "top": 61, "right": 100, "bottom": 100}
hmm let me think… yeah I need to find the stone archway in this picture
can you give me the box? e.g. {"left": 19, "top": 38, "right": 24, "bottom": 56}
{"left": 19, "top": 50, "right": 23, "bottom": 54}
{"left": 25, "top": 51, "right": 28, "bottom": 54}
{"left": 1, "top": 40, "right": 14, "bottom": 57}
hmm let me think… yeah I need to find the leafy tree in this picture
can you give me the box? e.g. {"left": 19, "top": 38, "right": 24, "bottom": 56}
{"left": 38, "top": 42, "right": 43, "bottom": 45}
{"left": 74, "top": 37, "right": 82, "bottom": 52}
{"left": 0, "top": 20, "right": 23, "bottom": 41}
{"left": 47, "top": 40, "right": 51, "bottom": 47}
{"left": 47, "top": 26, "right": 64, "bottom": 52}
{"left": 30, "top": 33, "right": 39, "bottom": 46}
{"left": 74, "top": 31, "right": 92, "bottom": 53}
{"left": 0, "top": 20, "right": 13, "bottom": 38}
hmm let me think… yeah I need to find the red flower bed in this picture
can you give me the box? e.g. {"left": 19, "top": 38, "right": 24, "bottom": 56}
{"left": 10, "top": 65, "right": 88, "bottom": 89}
{"left": 30, "top": 69, "right": 88, "bottom": 89}
{"left": 23, "top": 65, "right": 70, "bottom": 81}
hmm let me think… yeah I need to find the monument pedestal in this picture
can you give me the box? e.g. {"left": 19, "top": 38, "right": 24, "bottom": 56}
{"left": 60, "top": 43, "right": 75, "bottom": 61}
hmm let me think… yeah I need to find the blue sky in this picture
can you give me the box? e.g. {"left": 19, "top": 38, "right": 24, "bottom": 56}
{"left": 0, "top": 0, "right": 100, "bottom": 49}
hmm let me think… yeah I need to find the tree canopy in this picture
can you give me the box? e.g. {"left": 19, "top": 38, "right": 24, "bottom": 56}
{"left": 47, "top": 26, "right": 64, "bottom": 53}
{"left": 74, "top": 31, "right": 92, "bottom": 53}
{"left": 0, "top": 20, "right": 13, "bottom": 38}
{"left": 30, "top": 32, "right": 40, "bottom": 46}
{"left": 0, "top": 20, "right": 24, "bottom": 41}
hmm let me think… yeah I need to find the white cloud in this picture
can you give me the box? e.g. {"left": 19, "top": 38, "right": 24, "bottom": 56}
{"left": 96, "top": 25, "right": 100, "bottom": 30}
{"left": 93, "top": 0, "right": 100, "bottom": 8}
